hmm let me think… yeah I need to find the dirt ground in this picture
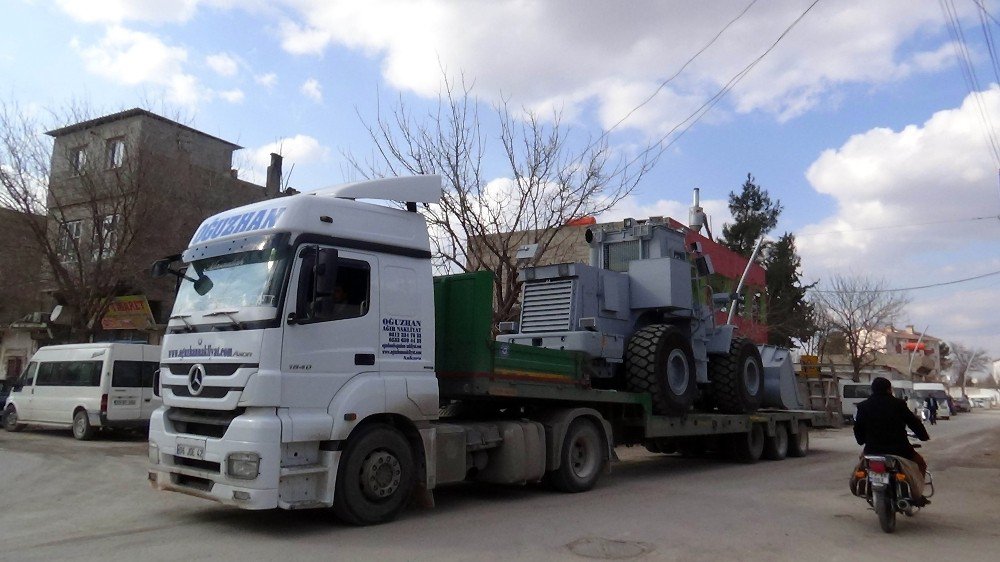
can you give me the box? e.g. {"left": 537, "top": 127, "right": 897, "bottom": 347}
{"left": 1, "top": 410, "right": 999, "bottom": 561}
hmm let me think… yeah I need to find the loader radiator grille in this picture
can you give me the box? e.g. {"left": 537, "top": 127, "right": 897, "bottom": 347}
{"left": 520, "top": 279, "right": 574, "bottom": 333}
{"left": 604, "top": 239, "right": 641, "bottom": 272}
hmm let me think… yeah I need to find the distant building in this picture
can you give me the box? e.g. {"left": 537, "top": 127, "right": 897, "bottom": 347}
{"left": 0, "top": 208, "right": 46, "bottom": 379}
{"left": 0, "top": 108, "right": 287, "bottom": 380}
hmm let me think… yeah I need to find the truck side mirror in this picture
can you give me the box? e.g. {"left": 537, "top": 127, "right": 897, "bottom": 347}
{"left": 193, "top": 275, "right": 214, "bottom": 296}
{"left": 151, "top": 259, "right": 171, "bottom": 278}
{"left": 315, "top": 248, "right": 339, "bottom": 297}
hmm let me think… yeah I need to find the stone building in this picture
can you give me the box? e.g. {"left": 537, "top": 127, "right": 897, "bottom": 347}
{"left": 0, "top": 108, "right": 285, "bottom": 379}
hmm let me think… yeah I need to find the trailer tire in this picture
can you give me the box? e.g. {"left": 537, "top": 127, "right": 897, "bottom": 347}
{"left": 72, "top": 410, "right": 95, "bottom": 440}
{"left": 4, "top": 405, "right": 25, "bottom": 432}
{"left": 763, "top": 423, "right": 789, "bottom": 460}
{"left": 333, "top": 423, "right": 415, "bottom": 526}
{"left": 708, "top": 337, "right": 764, "bottom": 414}
{"left": 550, "top": 418, "right": 605, "bottom": 493}
{"left": 729, "top": 423, "right": 764, "bottom": 463}
{"left": 788, "top": 421, "right": 810, "bottom": 457}
{"left": 626, "top": 325, "right": 697, "bottom": 415}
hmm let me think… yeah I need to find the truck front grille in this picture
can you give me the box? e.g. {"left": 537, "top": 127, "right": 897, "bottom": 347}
{"left": 520, "top": 279, "right": 574, "bottom": 333}
{"left": 166, "top": 407, "right": 244, "bottom": 439}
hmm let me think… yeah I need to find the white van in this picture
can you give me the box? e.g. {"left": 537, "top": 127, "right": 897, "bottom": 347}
{"left": 839, "top": 379, "right": 914, "bottom": 422}
{"left": 2, "top": 343, "right": 162, "bottom": 439}
{"left": 912, "top": 382, "right": 952, "bottom": 420}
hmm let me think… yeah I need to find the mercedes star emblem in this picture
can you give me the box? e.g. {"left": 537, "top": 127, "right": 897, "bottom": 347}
{"left": 188, "top": 364, "right": 206, "bottom": 396}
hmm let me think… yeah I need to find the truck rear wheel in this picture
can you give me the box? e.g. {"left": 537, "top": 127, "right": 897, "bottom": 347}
{"left": 708, "top": 337, "right": 764, "bottom": 414}
{"left": 550, "top": 418, "right": 605, "bottom": 493}
{"left": 729, "top": 423, "right": 764, "bottom": 463}
{"left": 626, "top": 325, "right": 697, "bottom": 415}
{"left": 333, "top": 423, "right": 415, "bottom": 525}
{"left": 72, "top": 410, "right": 95, "bottom": 440}
{"left": 762, "top": 423, "right": 788, "bottom": 460}
{"left": 788, "top": 421, "right": 809, "bottom": 457}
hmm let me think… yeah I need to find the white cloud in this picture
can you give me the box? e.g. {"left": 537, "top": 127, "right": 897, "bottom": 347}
{"left": 273, "top": 1, "right": 970, "bottom": 133}
{"left": 56, "top": 0, "right": 206, "bottom": 24}
{"left": 218, "top": 89, "right": 245, "bottom": 103}
{"left": 798, "top": 88, "right": 1000, "bottom": 356}
{"left": 206, "top": 52, "right": 239, "bottom": 77}
{"left": 254, "top": 72, "right": 277, "bottom": 88}
{"left": 300, "top": 78, "right": 322, "bottom": 102}
{"left": 246, "top": 134, "right": 329, "bottom": 181}
{"left": 72, "top": 25, "right": 208, "bottom": 106}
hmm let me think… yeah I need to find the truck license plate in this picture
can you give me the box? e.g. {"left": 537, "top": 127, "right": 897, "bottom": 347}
{"left": 869, "top": 472, "right": 889, "bottom": 485}
{"left": 112, "top": 399, "right": 136, "bottom": 406}
{"left": 175, "top": 438, "right": 206, "bottom": 460}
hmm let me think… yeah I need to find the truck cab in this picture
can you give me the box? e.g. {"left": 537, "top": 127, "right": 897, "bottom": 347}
{"left": 148, "top": 176, "right": 442, "bottom": 513}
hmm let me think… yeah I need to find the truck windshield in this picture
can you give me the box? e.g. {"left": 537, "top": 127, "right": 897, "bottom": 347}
{"left": 173, "top": 246, "right": 289, "bottom": 322}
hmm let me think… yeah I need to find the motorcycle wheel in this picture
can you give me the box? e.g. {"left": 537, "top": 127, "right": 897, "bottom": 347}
{"left": 873, "top": 489, "right": 896, "bottom": 533}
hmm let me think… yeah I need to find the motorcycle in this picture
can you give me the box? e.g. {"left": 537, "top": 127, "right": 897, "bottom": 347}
{"left": 851, "top": 442, "right": 933, "bottom": 533}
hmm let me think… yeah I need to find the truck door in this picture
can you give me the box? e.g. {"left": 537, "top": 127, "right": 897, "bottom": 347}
{"left": 11, "top": 362, "right": 38, "bottom": 421}
{"left": 281, "top": 246, "right": 380, "bottom": 410}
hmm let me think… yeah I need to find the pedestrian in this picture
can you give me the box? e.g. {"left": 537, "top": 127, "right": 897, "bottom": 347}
{"left": 924, "top": 395, "right": 938, "bottom": 425}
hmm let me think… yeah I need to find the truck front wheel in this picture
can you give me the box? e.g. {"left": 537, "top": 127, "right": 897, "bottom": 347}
{"left": 550, "top": 418, "right": 605, "bottom": 493}
{"left": 334, "top": 423, "right": 415, "bottom": 525}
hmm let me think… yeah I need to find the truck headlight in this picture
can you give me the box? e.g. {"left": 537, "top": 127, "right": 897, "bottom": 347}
{"left": 227, "top": 452, "right": 260, "bottom": 480}
{"left": 148, "top": 442, "right": 160, "bottom": 464}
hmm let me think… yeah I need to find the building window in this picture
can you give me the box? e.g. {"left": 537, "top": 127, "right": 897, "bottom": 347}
{"left": 57, "top": 219, "right": 83, "bottom": 262}
{"left": 71, "top": 146, "right": 87, "bottom": 174}
{"left": 106, "top": 137, "right": 125, "bottom": 169}
{"left": 93, "top": 214, "right": 119, "bottom": 260}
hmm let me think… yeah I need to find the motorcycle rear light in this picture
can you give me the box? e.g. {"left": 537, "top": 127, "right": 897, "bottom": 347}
{"left": 868, "top": 460, "right": 886, "bottom": 473}
{"left": 854, "top": 471, "right": 866, "bottom": 479}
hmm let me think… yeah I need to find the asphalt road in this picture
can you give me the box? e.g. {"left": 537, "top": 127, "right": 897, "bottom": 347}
{"left": 1, "top": 410, "right": 999, "bottom": 561}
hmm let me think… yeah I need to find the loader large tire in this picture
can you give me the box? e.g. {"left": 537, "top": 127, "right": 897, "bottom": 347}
{"left": 708, "top": 337, "right": 764, "bottom": 414}
{"left": 626, "top": 324, "right": 697, "bottom": 415}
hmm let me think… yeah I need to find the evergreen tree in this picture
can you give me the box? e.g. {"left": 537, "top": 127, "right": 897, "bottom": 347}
{"left": 721, "top": 173, "right": 782, "bottom": 257}
{"left": 764, "top": 232, "right": 817, "bottom": 347}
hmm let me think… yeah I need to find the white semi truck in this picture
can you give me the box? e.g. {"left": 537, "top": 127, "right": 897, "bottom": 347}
{"left": 147, "top": 175, "right": 828, "bottom": 525}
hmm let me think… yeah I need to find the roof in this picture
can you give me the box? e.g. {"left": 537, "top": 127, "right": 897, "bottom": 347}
{"left": 45, "top": 108, "right": 243, "bottom": 150}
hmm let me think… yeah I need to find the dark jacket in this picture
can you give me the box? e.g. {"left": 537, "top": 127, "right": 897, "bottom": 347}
{"left": 854, "top": 393, "right": 929, "bottom": 457}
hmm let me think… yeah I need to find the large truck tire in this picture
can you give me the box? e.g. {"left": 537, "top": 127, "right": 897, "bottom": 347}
{"left": 72, "top": 410, "right": 95, "bottom": 440}
{"left": 333, "top": 423, "right": 415, "bottom": 526}
{"left": 626, "top": 324, "right": 697, "bottom": 416}
{"left": 549, "top": 417, "right": 605, "bottom": 492}
{"left": 708, "top": 337, "right": 764, "bottom": 414}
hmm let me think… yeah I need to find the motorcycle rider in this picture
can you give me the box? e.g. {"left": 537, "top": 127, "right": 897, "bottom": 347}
{"left": 853, "top": 376, "right": 931, "bottom": 504}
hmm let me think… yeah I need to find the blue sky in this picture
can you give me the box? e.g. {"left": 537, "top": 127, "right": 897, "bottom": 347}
{"left": 4, "top": 1, "right": 1000, "bottom": 369}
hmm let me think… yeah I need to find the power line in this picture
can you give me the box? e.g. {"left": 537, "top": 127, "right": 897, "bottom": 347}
{"left": 809, "top": 269, "right": 1000, "bottom": 293}
{"left": 795, "top": 213, "right": 1000, "bottom": 238}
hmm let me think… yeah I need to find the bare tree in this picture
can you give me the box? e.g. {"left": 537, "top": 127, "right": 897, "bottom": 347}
{"left": 809, "top": 275, "right": 910, "bottom": 382}
{"left": 345, "top": 76, "right": 656, "bottom": 324}
{"left": 949, "top": 342, "right": 991, "bottom": 391}
{"left": 0, "top": 101, "right": 252, "bottom": 341}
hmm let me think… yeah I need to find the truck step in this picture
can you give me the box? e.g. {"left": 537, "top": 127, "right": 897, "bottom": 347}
{"left": 279, "top": 463, "right": 327, "bottom": 477}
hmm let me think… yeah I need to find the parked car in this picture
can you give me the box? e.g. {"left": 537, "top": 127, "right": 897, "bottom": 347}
{"left": 953, "top": 395, "right": 973, "bottom": 413}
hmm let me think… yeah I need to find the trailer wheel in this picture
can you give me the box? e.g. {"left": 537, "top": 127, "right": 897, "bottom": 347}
{"left": 4, "top": 405, "right": 25, "bottom": 432}
{"left": 787, "top": 421, "right": 810, "bottom": 457}
{"left": 626, "top": 324, "right": 697, "bottom": 415}
{"left": 550, "top": 418, "right": 605, "bottom": 493}
{"left": 729, "top": 423, "right": 764, "bottom": 463}
{"left": 708, "top": 337, "right": 764, "bottom": 414}
{"left": 762, "top": 423, "right": 789, "bottom": 460}
{"left": 333, "top": 423, "right": 415, "bottom": 525}
{"left": 72, "top": 410, "right": 95, "bottom": 440}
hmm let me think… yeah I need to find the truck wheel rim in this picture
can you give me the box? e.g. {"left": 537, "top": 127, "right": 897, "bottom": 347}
{"left": 74, "top": 415, "right": 85, "bottom": 436}
{"left": 742, "top": 358, "right": 761, "bottom": 395}
{"left": 665, "top": 349, "right": 690, "bottom": 395}
{"left": 360, "top": 451, "right": 401, "bottom": 501}
{"left": 570, "top": 433, "right": 599, "bottom": 478}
